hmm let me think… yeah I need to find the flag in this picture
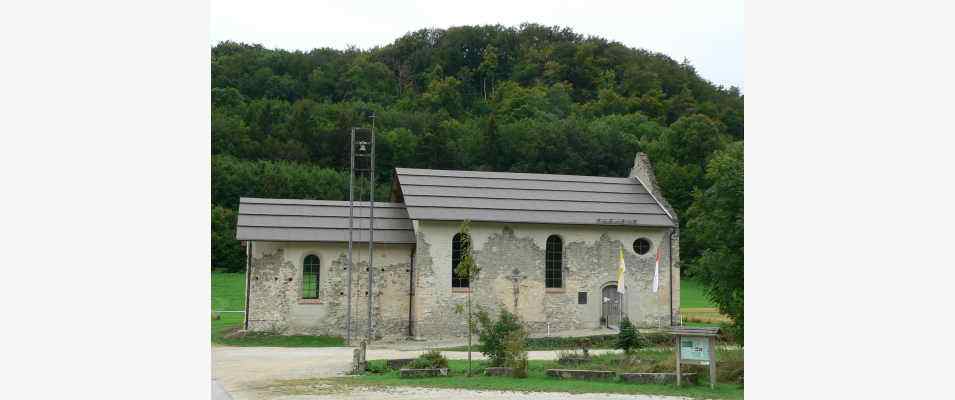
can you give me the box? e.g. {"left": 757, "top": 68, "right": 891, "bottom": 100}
{"left": 652, "top": 243, "right": 661, "bottom": 293}
{"left": 616, "top": 247, "right": 626, "bottom": 294}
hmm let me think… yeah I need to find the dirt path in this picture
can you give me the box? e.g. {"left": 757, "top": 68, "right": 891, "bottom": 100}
{"left": 213, "top": 346, "right": 633, "bottom": 400}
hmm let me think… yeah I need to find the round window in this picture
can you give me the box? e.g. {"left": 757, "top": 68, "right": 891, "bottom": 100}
{"left": 633, "top": 238, "right": 652, "bottom": 255}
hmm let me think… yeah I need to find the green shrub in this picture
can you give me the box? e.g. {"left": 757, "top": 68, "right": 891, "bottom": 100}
{"left": 616, "top": 317, "right": 642, "bottom": 354}
{"left": 503, "top": 326, "right": 529, "bottom": 378}
{"left": 721, "top": 321, "right": 742, "bottom": 344}
{"left": 555, "top": 349, "right": 577, "bottom": 362}
{"left": 525, "top": 334, "right": 616, "bottom": 350}
{"left": 409, "top": 349, "right": 449, "bottom": 369}
{"left": 365, "top": 360, "right": 388, "bottom": 373}
{"left": 556, "top": 349, "right": 590, "bottom": 366}
{"left": 477, "top": 309, "right": 523, "bottom": 367}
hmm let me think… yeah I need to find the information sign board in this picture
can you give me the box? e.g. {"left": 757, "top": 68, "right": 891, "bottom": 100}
{"left": 670, "top": 327, "right": 720, "bottom": 388}
{"left": 680, "top": 336, "right": 710, "bottom": 363}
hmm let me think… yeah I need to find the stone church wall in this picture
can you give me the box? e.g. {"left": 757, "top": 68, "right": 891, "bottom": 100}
{"left": 244, "top": 221, "right": 678, "bottom": 340}
{"left": 246, "top": 241, "right": 414, "bottom": 338}
{"left": 412, "top": 220, "right": 677, "bottom": 338}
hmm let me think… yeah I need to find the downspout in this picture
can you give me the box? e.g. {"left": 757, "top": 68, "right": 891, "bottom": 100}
{"left": 244, "top": 241, "right": 253, "bottom": 330}
{"left": 408, "top": 245, "right": 416, "bottom": 337}
{"left": 668, "top": 229, "right": 675, "bottom": 327}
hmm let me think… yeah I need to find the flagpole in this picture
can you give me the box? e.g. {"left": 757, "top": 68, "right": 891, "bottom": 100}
{"left": 622, "top": 284, "right": 626, "bottom": 328}
{"left": 620, "top": 246, "right": 625, "bottom": 330}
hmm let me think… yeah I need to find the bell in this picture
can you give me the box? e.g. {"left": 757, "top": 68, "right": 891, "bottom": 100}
{"left": 357, "top": 141, "right": 368, "bottom": 152}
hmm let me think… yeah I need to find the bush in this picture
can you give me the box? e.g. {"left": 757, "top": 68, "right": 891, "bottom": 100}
{"left": 477, "top": 309, "right": 523, "bottom": 367}
{"left": 616, "top": 317, "right": 642, "bottom": 354}
{"left": 409, "top": 349, "right": 449, "bottom": 369}
{"left": 525, "top": 334, "right": 616, "bottom": 350}
{"left": 365, "top": 360, "right": 388, "bottom": 373}
{"left": 556, "top": 349, "right": 591, "bottom": 366}
{"left": 503, "top": 326, "right": 529, "bottom": 378}
{"left": 722, "top": 320, "right": 743, "bottom": 344}
{"left": 556, "top": 349, "right": 577, "bottom": 362}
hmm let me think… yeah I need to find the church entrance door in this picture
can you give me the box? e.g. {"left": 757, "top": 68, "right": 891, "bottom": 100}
{"left": 602, "top": 285, "right": 620, "bottom": 329}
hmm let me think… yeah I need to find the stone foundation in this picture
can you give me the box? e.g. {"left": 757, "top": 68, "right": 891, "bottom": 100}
{"left": 620, "top": 372, "right": 697, "bottom": 384}
{"left": 399, "top": 368, "right": 449, "bottom": 378}
{"left": 546, "top": 369, "right": 616, "bottom": 380}
{"left": 484, "top": 367, "right": 514, "bottom": 376}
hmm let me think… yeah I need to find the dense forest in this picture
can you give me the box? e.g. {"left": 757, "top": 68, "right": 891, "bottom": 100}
{"left": 211, "top": 24, "right": 743, "bottom": 338}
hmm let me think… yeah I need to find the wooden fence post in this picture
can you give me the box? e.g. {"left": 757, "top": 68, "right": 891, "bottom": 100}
{"left": 707, "top": 336, "right": 717, "bottom": 389}
{"left": 675, "top": 334, "right": 681, "bottom": 387}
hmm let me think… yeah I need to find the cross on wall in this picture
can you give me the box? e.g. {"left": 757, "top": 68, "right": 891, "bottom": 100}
{"left": 508, "top": 268, "right": 526, "bottom": 311}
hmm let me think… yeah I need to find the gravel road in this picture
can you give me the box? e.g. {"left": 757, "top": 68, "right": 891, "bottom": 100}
{"left": 212, "top": 346, "right": 685, "bottom": 400}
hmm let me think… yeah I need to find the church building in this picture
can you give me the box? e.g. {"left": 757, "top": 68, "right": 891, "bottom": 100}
{"left": 235, "top": 153, "right": 680, "bottom": 339}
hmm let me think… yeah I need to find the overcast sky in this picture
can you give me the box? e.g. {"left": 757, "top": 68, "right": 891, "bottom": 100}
{"left": 210, "top": 0, "right": 743, "bottom": 90}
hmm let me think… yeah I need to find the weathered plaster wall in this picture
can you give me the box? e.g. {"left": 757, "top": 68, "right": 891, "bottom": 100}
{"left": 412, "top": 220, "right": 677, "bottom": 338}
{"left": 630, "top": 152, "right": 681, "bottom": 324}
{"left": 247, "top": 241, "right": 414, "bottom": 338}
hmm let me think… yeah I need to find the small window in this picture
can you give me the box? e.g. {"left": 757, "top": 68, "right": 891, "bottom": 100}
{"left": 545, "top": 235, "right": 563, "bottom": 288}
{"left": 302, "top": 255, "right": 320, "bottom": 299}
{"left": 578, "top": 292, "right": 587, "bottom": 305}
{"left": 633, "top": 238, "right": 652, "bottom": 255}
{"left": 452, "top": 233, "right": 470, "bottom": 288}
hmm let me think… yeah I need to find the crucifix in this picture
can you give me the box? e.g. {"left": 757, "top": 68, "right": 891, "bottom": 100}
{"left": 508, "top": 268, "right": 526, "bottom": 311}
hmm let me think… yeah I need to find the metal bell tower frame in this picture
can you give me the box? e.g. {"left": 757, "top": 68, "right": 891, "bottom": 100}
{"left": 346, "top": 114, "right": 376, "bottom": 344}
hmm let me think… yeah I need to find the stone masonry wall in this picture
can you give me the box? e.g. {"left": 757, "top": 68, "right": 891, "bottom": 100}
{"left": 630, "top": 152, "right": 681, "bottom": 324}
{"left": 247, "top": 241, "right": 414, "bottom": 339}
{"left": 412, "top": 220, "right": 676, "bottom": 339}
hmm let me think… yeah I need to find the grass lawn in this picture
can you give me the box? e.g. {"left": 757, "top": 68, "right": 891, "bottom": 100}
{"left": 212, "top": 272, "right": 246, "bottom": 312}
{"left": 345, "top": 350, "right": 743, "bottom": 400}
{"left": 211, "top": 271, "right": 345, "bottom": 347}
{"left": 681, "top": 278, "right": 716, "bottom": 309}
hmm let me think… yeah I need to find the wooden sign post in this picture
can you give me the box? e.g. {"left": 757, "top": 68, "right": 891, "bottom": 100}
{"left": 670, "top": 327, "right": 719, "bottom": 388}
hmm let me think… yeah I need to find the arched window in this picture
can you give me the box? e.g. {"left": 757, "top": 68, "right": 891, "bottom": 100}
{"left": 302, "top": 255, "right": 320, "bottom": 299}
{"left": 451, "top": 233, "right": 470, "bottom": 288}
{"left": 545, "top": 235, "right": 563, "bottom": 288}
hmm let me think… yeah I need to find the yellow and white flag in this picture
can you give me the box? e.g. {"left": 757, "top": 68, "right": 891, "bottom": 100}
{"left": 616, "top": 247, "right": 626, "bottom": 294}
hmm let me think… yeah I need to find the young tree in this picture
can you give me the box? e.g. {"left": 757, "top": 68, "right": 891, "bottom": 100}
{"left": 616, "top": 316, "right": 641, "bottom": 354}
{"left": 476, "top": 308, "right": 524, "bottom": 367}
{"left": 478, "top": 45, "right": 499, "bottom": 101}
{"left": 454, "top": 220, "right": 481, "bottom": 376}
{"left": 686, "top": 141, "right": 744, "bottom": 342}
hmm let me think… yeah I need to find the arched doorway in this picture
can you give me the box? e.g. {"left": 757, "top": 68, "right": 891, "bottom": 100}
{"left": 601, "top": 284, "right": 621, "bottom": 329}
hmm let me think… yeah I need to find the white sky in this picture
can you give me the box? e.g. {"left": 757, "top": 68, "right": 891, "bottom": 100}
{"left": 210, "top": 0, "right": 744, "bottom": 90}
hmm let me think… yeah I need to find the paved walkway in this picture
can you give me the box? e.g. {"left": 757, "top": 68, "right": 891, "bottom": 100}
{"left": 212, "top": 379, "right": 234, "bottom": 400}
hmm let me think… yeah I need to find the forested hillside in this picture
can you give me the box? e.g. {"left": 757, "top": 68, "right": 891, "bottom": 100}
{"left": 211, "top": 24, "right": 743, "bottom": 336}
